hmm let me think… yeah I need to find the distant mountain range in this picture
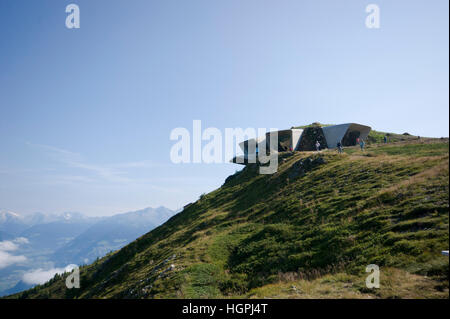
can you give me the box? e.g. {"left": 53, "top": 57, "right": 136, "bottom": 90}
{"left": 0, "top": 210, "right": 97, "bottom": 236}
{"left": 0, "top": 207, "right": 176, "bottom": 296}
{"left": 0, "top": 210, "right": 32, "bottom": 236}
{"left": 0, "top": 280, "right": 34, "bottom": 297}
{"left": 52, "top": 207, "right": 175, "bottom": 266}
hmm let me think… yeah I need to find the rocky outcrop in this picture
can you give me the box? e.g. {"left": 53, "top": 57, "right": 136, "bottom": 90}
{"left": 288, "top": 156, "right": 326, "bottom": 180}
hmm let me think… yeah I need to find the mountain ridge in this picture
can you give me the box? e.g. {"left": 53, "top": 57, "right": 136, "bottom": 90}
{"left": 6, "top": 135, "right": 449, "bottom": 299}
{"left": 51, "top": 206, "right": 175, "bottom": 266}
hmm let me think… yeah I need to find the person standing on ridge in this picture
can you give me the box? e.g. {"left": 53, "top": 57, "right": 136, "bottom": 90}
{"left": 315, "top": 141, "right": 321, "bottom": 152}
{"left": 337, "top": 141, "right": 343, "bottom": 154}
{"left": 384, "top": 135, "right": 388, "bottom": 143}
{"left": 359, "top": 139, "right": 365, "bottom": 151}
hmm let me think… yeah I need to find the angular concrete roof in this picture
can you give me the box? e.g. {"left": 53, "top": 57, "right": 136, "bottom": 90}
{"left": 322, "top": 123, "right": 371, "bottom": 148}
{"left": 231, "top": 123, "right": 372, "bottom": 164}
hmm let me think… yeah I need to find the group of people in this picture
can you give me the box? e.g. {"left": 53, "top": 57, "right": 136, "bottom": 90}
{"left": 315, "top": 137, "right": 368, "bottom": 154}
{"left": 311, "top": 134, "right": 394, "bottom": 154}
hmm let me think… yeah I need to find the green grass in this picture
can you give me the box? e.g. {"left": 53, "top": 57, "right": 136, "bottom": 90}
{"left": 7, "top": 137, "right": 449, "bottom": 299}
{"left": 369, "top": 141, "right": 448, "bottom": 156}
{"left": 291, "top": 122, "right": 333, "bottom": 129}
{"left": 367, "top": 130, "right": 422, "bottom": 144}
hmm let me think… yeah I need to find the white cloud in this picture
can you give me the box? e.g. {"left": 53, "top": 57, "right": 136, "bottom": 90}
{"left": 12, "top": 237, "right": 29, "bottom": 245}
{"left": 0, "top": 251, "right": 27, "bottom": 269}
{"left": 0, "top": 241, "right": 18, "bottom": 252}
{"left": 0, "top": 237, "right": 29, "bottom": 269}
{"left": 0, "top": 237, "right": 29, "bottom": 251}
{"left": 22, "top": 264, "right": 77, "bottom": 285}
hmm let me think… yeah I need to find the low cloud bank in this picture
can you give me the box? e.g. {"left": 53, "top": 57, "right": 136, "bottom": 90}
{"left": 0, "top": 237, "right": 29, "bottom": 269}
{"left": 22, "top": 264, "right": 77, "bottom": 285}
{"left": 0, "top": 251, "right": 26, "bottom": 269}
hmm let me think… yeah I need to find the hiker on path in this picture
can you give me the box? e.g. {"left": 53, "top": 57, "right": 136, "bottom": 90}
{"left": 315, "top": 141, "right": 321, "bottom": 152}
{"left": 384, "top": 135, "right": 388, "bottom": 143}
{"left": 356, "top": 137, "right": 360, "bottom": 144}
{"left": 337, "top": 141, "right": 343, "bottom": 154}
{"left": 359, "top": 139, "right": 365, "bottom": 151}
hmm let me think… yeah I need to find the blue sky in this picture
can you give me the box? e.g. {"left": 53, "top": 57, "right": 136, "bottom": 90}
{"left": 0, "top": 0, "right": 448, "bottom": 216}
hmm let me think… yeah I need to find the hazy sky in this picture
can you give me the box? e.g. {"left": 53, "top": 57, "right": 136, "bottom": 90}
{"left": 0, "top": 0, "right": 448, "bottom": 216}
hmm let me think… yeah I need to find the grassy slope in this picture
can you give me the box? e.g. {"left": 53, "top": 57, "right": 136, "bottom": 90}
{"left": 10, "top": 138, "right": 449, "bottom": 299}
